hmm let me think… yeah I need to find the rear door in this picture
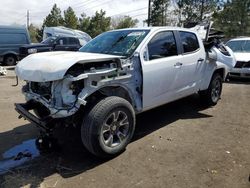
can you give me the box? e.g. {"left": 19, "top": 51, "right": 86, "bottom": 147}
{"left": 67, "top": 37, "right": 81, "bottom": 51}
{"left": 54, "top": 37, "right": 80, "bottom": 51}
{"left": 176, "top": 31, "right": 206, "bottom": 97}
{"left": 54, "top": 37, "right": 68, "bottom": 51}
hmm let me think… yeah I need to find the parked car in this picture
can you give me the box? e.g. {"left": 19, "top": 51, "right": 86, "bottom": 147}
{"left": 226, "top": 37, "right": 250, "bottom": 78}
{"left": 0, "top": 25, "right": 31, "bottom": 65}
{"left": 15, "top": 25, "right": 235, "bottom": 158}
{"left": 19, "top": 36, "right": 82, "bottom": 58}
{"left": 43, "top": 26, "right": 92, "bottom": 46}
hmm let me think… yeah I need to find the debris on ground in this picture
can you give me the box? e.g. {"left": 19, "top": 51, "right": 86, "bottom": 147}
{"left": 0, "top": 66, "right": 7, "bottom": 76}
{"left": 211, "top": 170, "right": 218, "bottom": 174}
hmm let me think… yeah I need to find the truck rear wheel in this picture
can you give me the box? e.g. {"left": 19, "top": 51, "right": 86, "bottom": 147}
{"left": 81, "top": 96, "right": 135, "bottom": 158}
{"left": 199, "top": 73, "right": 223, "bottom": 106}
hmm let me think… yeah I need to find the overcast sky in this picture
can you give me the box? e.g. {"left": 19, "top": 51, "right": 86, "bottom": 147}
{"left": 0, "top": 0, "right": 148, "bottom": 27}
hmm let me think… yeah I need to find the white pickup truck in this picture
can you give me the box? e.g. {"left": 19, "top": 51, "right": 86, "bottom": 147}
{"left": 15, "top": 25, "right": 235, "bottom": 157}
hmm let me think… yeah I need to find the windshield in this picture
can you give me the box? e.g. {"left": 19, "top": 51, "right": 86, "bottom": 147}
{"left": 79, "top": 30, "right": 149, "bottom": 57}
{"left": 227, "top": 40, "right": 250, "bottom": 53}
{"left": 41, "top": 36, "right": 57, "bottom": 44}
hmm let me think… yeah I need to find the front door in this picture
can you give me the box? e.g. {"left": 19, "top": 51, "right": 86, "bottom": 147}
{"left": 141, "top": 30, "right": 184, "bottom": 110}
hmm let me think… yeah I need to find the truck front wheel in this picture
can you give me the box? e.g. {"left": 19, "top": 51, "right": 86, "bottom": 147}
{"left": 4, "top": 55, "right": 17, "bottom": 66}
{"left": 81, "top": 96, "right": 135, "bottom": 158}
{"left": 199, "top": 73, "right": 223, "bottom": 106}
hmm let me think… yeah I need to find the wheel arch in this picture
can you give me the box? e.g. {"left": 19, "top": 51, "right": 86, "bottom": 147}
{"left": 213, "top": 68, "right": 226, "bottom": 80}
{"left": 200, "top": 67, "right": 226, "bottom": 92}
{"left": 3, "top": 52, "right": 18, "bottom": 59}
{"left": 84, "top": 84, "right": 136, "bottom": 110}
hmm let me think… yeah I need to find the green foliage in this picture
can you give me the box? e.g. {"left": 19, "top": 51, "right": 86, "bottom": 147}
{"left": 213, "top": 0, "right": 250, "bottom": 37}
{"left": 111, "top": 16, "right": 138, "bottom": 29}
{"left": 89, "top": 10, "right": 111, "bottom": 37}
{"left": 36, "top": 27, "right": 43, "bottom": 42}
{"left": 37, "top": 3, "right": 64, "bottom": 42}
{"left": 78, "top": 13, "right": 91, "bottom": 33}
{"left": 150, "top": 0, "right": 170, "bottom": 26}
{"left": 83, "top": 10, "right": 111, "bottom": 38}
{"left": 64, "top": 7, "right": 78, "bottom": 29}
{"left": 174, "top": 0, "right": 217, "bottom": 25}
{"left": 43, "top": 4, "right": 64, "bottom": 27}
{"left": 28, "top": 24, "right": 39, "bottom": 43}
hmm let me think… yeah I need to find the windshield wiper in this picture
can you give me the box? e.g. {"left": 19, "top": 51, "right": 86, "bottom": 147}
{"left": 112, "top": 34, "right": 129, "bottom": 47}
{"left": 102, "top": 34, "right": 130, "bottom": 54}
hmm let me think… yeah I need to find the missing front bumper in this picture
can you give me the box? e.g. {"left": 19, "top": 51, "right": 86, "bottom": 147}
{"left": 15, "top": 102, "right": 52, "bottom": 130}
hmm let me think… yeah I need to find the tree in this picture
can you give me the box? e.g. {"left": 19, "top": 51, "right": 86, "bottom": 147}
{"left": 42, "top": 4, "right": 64, "bottom": 27}
{"left": 111, "top": 16, "right": 138, "bottom": 29}
{"left": 150, "top": 0, "right": 170, "bottom": 26}
{"left": 78, "top": 13, "right": 91, "bottom": 32}
{"left": 87, "top": 10, "right": 111, "bottom": 37}
{"left": 213, "top": 0, "right": 250, "bottom": 37}
{"left": 38, "top": 4, "right": 64, "bottom": 42}
{"left": 28, "top": 24, "right": 39, "bottom": 43}
{"left": 174, "top": 0, "right": 217, "bottom": 26}
{"left": 64, "top": 6, "right": 78, "bottom": 29}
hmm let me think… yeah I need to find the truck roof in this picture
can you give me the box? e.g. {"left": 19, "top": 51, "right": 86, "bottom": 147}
{"left": 110, "top": 26, "right": 196, "bottom": 33}
{"left": 228, "top": 37, "right": 250, "bottom": 41}
{"left": 0, "top": 25, "right": 27, "bottom": 30}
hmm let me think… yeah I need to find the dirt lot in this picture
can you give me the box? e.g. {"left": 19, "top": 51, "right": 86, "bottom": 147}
{"left": 0, "top": 69, "right": 249, "bottom": 188}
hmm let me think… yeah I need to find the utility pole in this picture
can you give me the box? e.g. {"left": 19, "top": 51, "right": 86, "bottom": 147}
{"left": 200, "top": 0, "right": 204, "bottom": 22}
{"left": 148, "top": 0, "right": 151, "bottom": 26}
{"left": 27, "top": 10, "right": 30, "bottom": 28}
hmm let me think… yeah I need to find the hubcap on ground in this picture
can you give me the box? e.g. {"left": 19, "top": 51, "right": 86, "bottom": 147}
{"left": 101, "top": 110, "right": 129, "bottom": 148}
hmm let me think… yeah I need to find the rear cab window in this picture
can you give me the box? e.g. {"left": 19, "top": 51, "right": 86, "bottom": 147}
{"left": 179, "top": 31, "right": 200, "bottom": 53}
{"left": 147, "top": 31, "right": 178, "bottom": 60}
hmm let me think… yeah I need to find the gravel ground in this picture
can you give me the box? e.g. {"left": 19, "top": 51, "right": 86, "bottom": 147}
{"left": 0, "top": 69, "right": 249, "bottom": 188}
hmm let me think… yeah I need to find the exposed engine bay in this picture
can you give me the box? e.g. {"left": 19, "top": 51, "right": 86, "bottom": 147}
{"left": 18, "top": 53, "right": 143, "bottom": 119}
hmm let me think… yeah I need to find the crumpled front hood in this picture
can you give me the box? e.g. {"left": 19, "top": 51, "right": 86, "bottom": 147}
{"left": 233, "top": 53, "right": 250, "bottom": 62}
{"left": 15, "top": 51, "right": 121, "bottom": 82}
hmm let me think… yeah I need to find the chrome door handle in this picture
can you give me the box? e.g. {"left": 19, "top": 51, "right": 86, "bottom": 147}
{"left": 198, "top": 58, "right": 204, "bottom": 63}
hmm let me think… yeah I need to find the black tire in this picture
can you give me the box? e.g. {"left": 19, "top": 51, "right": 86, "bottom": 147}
{"left": 81, "top": 96, "right": 135, "bottom": 158}
{"left": 199, "top": 73, "right": 223, "bottom": 106}
{"left": 4, "top": 55, "right": 16, "bottom": 66}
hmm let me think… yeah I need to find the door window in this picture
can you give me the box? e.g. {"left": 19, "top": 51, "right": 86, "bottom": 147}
{"left": 56, "top": 38, "right": 67, "bottom": 45}
{"left": 180, "top": 31, "right": 199, "bottom": 53}
{"left": 68, "top": 37, "right": 79, "bottom": 45}
{"left": 148, "top": 31, "right": 177, "bottom": 60}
